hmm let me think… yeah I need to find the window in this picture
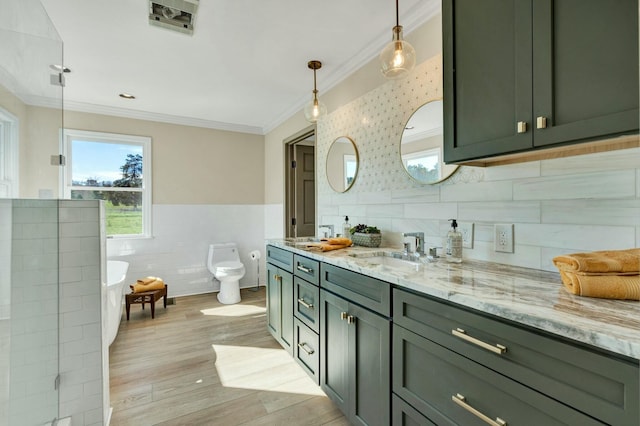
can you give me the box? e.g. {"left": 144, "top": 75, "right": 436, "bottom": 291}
{"left": 0, "top": 107, "right": 19, "bottom": 198}
{"left": 61, "top": 129, "right": 152, "bottom": 238}
{"left": 402, "top": 148, "right": 442, "bottom": 182}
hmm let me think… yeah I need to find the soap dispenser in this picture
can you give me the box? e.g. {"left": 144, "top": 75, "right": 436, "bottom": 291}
{"left": 343, "top": 216, "right": 351, "bottom": 240}
{"left": 446, "top": 219, "right": 463, "bottom": 263}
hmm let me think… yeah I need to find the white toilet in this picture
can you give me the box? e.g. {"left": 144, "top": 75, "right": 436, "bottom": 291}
{"left": 207, "top": 242, "right": 245, "bottom": 304}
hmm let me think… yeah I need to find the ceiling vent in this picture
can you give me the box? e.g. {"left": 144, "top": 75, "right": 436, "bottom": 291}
{"left": 149, "top": 0, "right": 198, "bottom": 35}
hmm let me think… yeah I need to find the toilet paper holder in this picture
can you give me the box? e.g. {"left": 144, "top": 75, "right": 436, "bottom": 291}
{"left": 248, "top": 250, "right": 261, "bottom": 291}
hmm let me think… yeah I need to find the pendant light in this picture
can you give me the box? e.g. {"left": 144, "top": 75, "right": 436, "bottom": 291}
{"left": 379, "top": 0, "right": 416, "bottom": 79}
{"left": 304, "top": 60, "right": 327, "bottom": 123}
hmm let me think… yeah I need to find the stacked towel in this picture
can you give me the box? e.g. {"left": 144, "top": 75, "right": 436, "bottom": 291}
{"left": 552, "top": 248, "right": 640, "bottom": 300}
{"left": 130, "top": 276, "right": 165, "bottom": 293}
{"left": 307, "top": 238, "right": 352, "bottom": 252}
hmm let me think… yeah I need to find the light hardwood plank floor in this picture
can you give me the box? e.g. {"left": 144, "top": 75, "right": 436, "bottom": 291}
{"left": 109, "top": 288, "right": 349, "bottom": 426}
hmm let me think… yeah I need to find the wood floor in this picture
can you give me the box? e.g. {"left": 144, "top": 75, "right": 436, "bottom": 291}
{"left": 109, "top": 288, "right": 349, "bottom": 426}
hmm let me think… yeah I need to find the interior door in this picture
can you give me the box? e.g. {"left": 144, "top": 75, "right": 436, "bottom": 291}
{"left": 294, "top": 144, "right": 315, "bottom": 237}
{"left": 284, "top": 126, "right": 316, "bottom": 238}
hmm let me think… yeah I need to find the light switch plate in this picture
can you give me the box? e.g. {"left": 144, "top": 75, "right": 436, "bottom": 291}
{"left": 458, "top": 222, "right": 474, "bottom": 249}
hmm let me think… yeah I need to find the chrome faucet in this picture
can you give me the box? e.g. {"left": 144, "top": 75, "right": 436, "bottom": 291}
{"left": 318, "top": 225, "right": 334, "bottom": 238}
{"left": 402, "top": 232, "right": 425, "bottom": 255}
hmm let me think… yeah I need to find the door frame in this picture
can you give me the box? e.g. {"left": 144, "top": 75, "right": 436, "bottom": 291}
{"left": 284, "top": 125, "right": 316, "bottom": 238}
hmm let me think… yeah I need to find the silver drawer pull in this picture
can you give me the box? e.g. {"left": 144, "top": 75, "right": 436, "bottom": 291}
{"left": 297, "top": 342, "right": 315, "bottom": 355}
{"left": 297, "top": 298, "right": 314, "bottom": 309}
{"left": 297, "top": 264, "right": 314, "bottom": 274}
{"left": 452, "top": 328, "right": 507, "bottom": 355}
{"left": 452, "top": 393, "right": 507, "bottom": 426}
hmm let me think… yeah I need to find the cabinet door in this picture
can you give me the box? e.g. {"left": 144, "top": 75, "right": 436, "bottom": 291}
{"left": 349, "top": 303, "right": 391, "bottom": 426}
{"left": 320, "top": 289, "right": 350, "bottom": 414}
{"left": 533, "top": 0, "right": 639, "bottom": 147}
{"left": 443, "top": 0, "right": 533, "bottom": 163}
{"left": 280, "top": 270, "right": 294, "bottom": 353}
{"left": 266, "top": 264, "right": 293, "bottom": 354}
{"left": 266, "top": 263, "right": 281, "bottom": 342}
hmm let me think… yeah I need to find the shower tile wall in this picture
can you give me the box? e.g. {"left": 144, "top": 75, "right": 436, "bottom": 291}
{"left": 58, "top": 200, "right": 105, "bottom": 426}
{"left": 3, "top": 199, "right": 105, "bottom": 426}
{"left": 316, "top": 55, "right": 640, "bottom": 271}
{"left": 8, "top": 199, "right": 59, "bottom": 426}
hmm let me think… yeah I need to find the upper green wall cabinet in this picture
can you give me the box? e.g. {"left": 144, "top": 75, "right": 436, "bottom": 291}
{"left": 443, "top": 0, "right": 639, "bottom": 164}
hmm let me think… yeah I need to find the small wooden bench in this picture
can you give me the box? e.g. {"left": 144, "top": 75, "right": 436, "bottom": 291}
{"left": 125, "top": 284, "right": 168, "bottom": 320}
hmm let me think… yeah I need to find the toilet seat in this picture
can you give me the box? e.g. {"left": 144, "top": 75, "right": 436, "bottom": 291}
{"left": 214, "top": 260, "right": 244, "bottom": 272}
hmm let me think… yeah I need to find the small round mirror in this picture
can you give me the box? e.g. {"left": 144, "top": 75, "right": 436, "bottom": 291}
{"left": 326, "top": 136, "right": 359, "bottom": 193}
{"left": 400, "top": 99, "right": 458, "bottom": 184}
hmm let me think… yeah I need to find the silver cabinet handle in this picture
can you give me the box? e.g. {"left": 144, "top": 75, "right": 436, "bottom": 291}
{"left": 536, "top": 116, "right": 547, "bottom": 129}
{"left": 516, "top": 121, "right": 527, "bottom": 133}
{"left": 296, "top": 264, "right": 314, "bottom": 274}
{"left": 452, "top": 328, "right": 506, "bottom": 355}
{"left": 297, "top": 342, "right": 315, "bottom": 355}
{"left": 340, "top": 311, "right": 348, "bottom": 321}
{"left": 347, "top": 315, "right": 356, "bottom": 325}
{"left": 297, "top": 298, "right": 314, "bottom": 309}
{"left": 452, "top": 394, "right": 507, "bottom": 426}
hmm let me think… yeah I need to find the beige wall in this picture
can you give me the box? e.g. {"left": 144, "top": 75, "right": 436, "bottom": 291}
{"left": 17, "top": 108, "right": 265, "bottom": 204}
{"left": 263, "top": 13, "right": 443, "bottom": 206}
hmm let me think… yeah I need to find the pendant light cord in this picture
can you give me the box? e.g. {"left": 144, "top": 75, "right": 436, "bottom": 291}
{"left": 395, "top": 0, "right": 399, "bottom": 27}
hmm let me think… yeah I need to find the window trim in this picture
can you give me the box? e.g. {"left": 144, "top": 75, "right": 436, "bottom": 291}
{"left": 60, "top": 129, "right": 152, "bottom": 238}
{"left": 0, "top": 107, "right": 19, "bottom": 198}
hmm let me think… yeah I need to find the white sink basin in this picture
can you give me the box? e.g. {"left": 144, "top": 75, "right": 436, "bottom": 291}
{"left": 350, "top": 252, "right": 423, "bottom": 273}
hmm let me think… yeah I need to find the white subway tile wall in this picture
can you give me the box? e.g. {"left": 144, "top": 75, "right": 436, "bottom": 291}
{"left": 58, "top": 199, "right": 105, "bottom": 426}
{"left": 107, "top": 204, "right": 267, "bottom": 297}
{"left": 316, "top": 55, "right": 640, "bottom": 271}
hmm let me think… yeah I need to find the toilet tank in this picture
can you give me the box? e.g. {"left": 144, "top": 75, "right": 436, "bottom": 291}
{"left": 209, "top": 242, "right": 240, "bottom": 263}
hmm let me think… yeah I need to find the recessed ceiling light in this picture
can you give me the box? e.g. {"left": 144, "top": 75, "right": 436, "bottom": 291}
{"left": 50, "top": 64, "right": 71, "bottom": 73}
{"left": 119, "top": 93, "right": 136, "bottom": 99}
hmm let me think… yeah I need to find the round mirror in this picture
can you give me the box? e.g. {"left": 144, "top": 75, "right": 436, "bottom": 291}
{"left": 400, "top": 100, "right": 458, "bottom": 184}
{"left": 326, "top": 136, "right": 359, "bottom": 193}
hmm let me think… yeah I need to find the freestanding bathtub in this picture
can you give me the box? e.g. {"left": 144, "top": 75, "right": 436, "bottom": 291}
{"left": 106, "top": 260, "right": 129, "bottom": 346}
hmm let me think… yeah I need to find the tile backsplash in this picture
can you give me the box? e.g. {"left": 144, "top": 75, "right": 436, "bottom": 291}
{"left": 316, "top": 55, "right": 640, "bottom": 272}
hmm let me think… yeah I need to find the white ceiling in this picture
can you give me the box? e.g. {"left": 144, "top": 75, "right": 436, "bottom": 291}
{"left": 38, "top": 0, "right": 439, "bottom": 135}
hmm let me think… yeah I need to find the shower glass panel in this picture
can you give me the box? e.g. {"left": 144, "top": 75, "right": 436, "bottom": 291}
{"left": 1, "top": 199, "right": 59, "bottom": 425}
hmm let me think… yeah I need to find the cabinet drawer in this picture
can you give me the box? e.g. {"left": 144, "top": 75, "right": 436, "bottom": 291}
{"left": 393, "top": 288, "right": 639, "bottom": 425}
{"left": 321, "top": 263, "right": 391, "bottom": 317}
{"left": 392, "top": 394, "right": 435, "bottom": 426}
{"left": 294, "top": 276, "right": 319, "bottom": 333}
{"left": 393, "top": 325, "right": 602, "bottom": 425}
{"left": 294, "top": 318, "right": 319, "bottom": 385}
{"left": 294, "top": 254, "right": 319, "bottom": 285}
{"left": 266, "top": 245, "right": 294, "bottom": 271}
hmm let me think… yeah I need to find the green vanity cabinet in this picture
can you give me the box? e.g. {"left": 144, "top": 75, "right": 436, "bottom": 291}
{"left": 292, "top": 254, "right": 321, "bottom": 383}
{"left": 266, "top": 246, "right": 294, "bottom": 354}
{"left": 392, "top": 288, "right": 639, "bottom": 425}
{"left": 320, "top": 264, "right": 391, "bottom": 426}
{"left": 443, "top": 0, "right": 639, "bottom": 163}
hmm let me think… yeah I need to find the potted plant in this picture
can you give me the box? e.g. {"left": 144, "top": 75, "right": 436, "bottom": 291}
{"left": 350, "top": 224, "right": 382, "bottom": 247}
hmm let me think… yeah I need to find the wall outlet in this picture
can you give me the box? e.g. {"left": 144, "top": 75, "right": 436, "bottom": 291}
{"left": 458, "top": 222, "right": 474, "bottom": 249}
{"left": 494, "top": 224, "right": 514, "bottom": 253}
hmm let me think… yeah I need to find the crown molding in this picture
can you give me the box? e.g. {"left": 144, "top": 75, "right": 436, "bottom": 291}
{"left": 262, "top": 1, "right": 440, "bottom": 134}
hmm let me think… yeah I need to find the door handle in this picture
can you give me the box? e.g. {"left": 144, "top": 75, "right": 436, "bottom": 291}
{"left": 516, "top": 121, "right": 527, "bottom": 133}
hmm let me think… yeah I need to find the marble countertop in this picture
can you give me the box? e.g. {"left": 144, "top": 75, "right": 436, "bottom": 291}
{"left": 267, "top": 239, "right": 640, "bottom": 360}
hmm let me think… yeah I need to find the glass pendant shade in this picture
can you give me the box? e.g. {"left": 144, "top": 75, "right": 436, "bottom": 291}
{"left": 304, "top": 95, "right": 327, "bottom": 123}
{"left": 304, "top": 60, "right": 327, "bottom": 123}
{"left": 380, "top": 26, "right": 416, "bottom": 79}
